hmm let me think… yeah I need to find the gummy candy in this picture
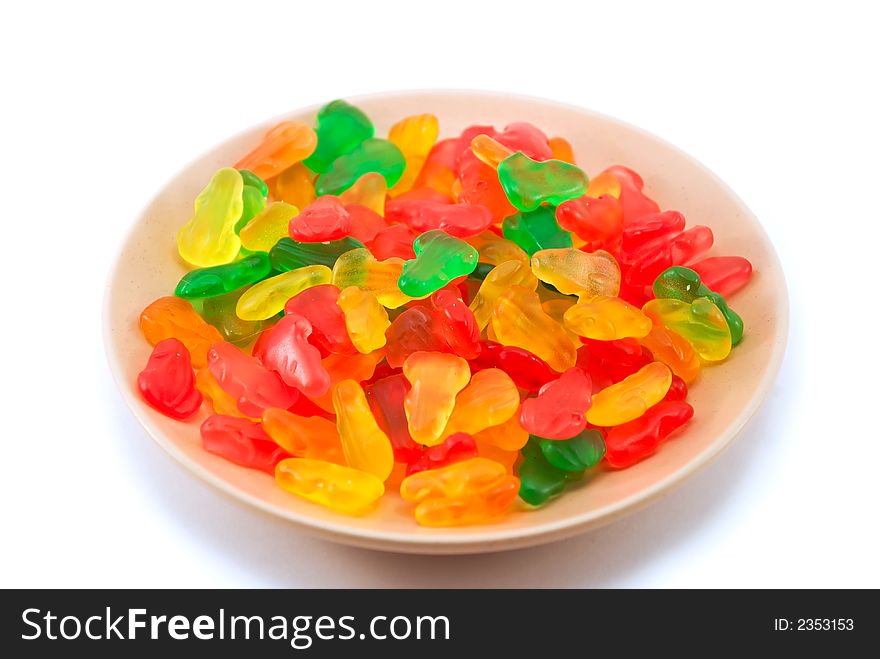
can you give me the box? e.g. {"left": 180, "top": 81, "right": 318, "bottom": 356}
{"left": 303, "top": 100, "right": 374, "bottom": 173}
{"left": 206, "top": 341, "right": 296, "bottom": 417}
{"left": 239, "top": 202, "right": 299, "bottom": 252}
{"left": 262, "top": 408, "right": 345, "bottom": 464}
{"left": 442, "top": 368, "right": 519, "bottom": 437}
{"left": 337, "top": 286, "right": 390, "bottom": 353}
{"left": 275, "top": 458, "right": 384, "bottom": 514}
{"left": 530, "top": 248, "right": 620, "bottom": 298}
{"left": 140, "top": 296, "right": 223, "bottom": 368}
{"left": 563, "top": 296, "right": 652, "bottom": 340}
{"left": 236, "top": 265, "right": 332, "bottom": 321}
{"left": 491, "top": 285, "right": 577, "bottom": 372}
{"left": 497, "top": 152, "right": 589, "bottom": 212}
{"left": 586, "top": 362, "right": 672, "bottom": 426}
{"left": 519, "top": 367, "right": 591, "bottom": 440}
{"left": 252, "top": 313, "right": 330, "bottom": 397}
{"left": 234, "top": 121, "right": 317, "bottom": 181}
{"left": 140, "top": 101, "right": 756, "bottom": 526}
{"left": 331, "top": 248, "right": 414, "bottom": 309}
{"left": 270, "top": 236, "right": 364, "bottom": 271}
{"left": 642, "top": 297, "right": 732, "bottom": 362}
{"left": 604, "top": 400, "right": 694, "bottom": 468}
{"left": 174, "top": 252, "right": 272, "bottom": 300}
{"left": 201, "top": 414, "right": 289, "bottom": 474}
{"left": 315, "top": 138, "right": 406, "bottom": 197}
{"left": 397, "top": 230, "right": 478, "bottom": 297}
{"left": 137, "top": 338, "right": 202, "bottom": 420}
{"left": 502, "top": 205, "right": 573, "bottom": 257}
{"left": 653, "top": 266, "right": 744, "bottom": 344}
{"left": 388, "top": 114, "right": 439, "bottom": 196}
{"left": 176, "top": 168, "right": 243, "bottom": 267}
{"left": 332, "top": 379, "right": 394, "bottom": 481}
{"left": 403, "top": 351, "right": 471, "bottom": 446}
{"left": 290, "top": 196, "right": 352, "bottom": 242}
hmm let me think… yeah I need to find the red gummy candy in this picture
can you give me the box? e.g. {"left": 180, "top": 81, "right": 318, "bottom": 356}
{"left": 289, "top": 196, "right": 351, "bottom": 242}
{"left": 346, "top": 204, "right": 387, "bottom": 243}
{"left": 200, "top": 414, "right": 289, "bottom": 474}
{"left": 471, "top": 340, "right": 557, "bottom": 393}
{"left": 519, "top": 367, "right": 592, "bottom": 439}
{"left": 385, "top": 199, "right": 493, "bottom": 237}
{"left": 252, "top": 313, "right": 330, "bottom": 398}
{"left": 364, "top": 374, "right": 419, "bottom": 462}
{"left": 405, "top": 432, "right": 478, "bottom": 476}
{"left": 620, "top": 210, "right": 686, "bottom": 260}
{"left": 284, "top": 284, "right": 357, "bottom": 356}
{"left": 604, "top": 401, "right": 694, "bottom": 468}
{"left": 137, "top": 337, "right": 202, "bottom": 420}
{"left": 556, "top": 194, "right": 624, "bottom": 252}
{"left": 690, "top": 256, "right": 753, "bottom": 298}
{"left": 207, "top": 341, "right": 296, "bottom": 418}
{"left": 430, "top": 289, "right": 480, "bottom": 360}
{"left": 670, "top": 225, "right": 714, "bottom": 265}
{"left": 368, "top": 223, "right": 417, "bottom": 260}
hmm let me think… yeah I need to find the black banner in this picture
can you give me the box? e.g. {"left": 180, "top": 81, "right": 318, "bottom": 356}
{"left": 0, "top": 589, "right": 872, "bottom": 655}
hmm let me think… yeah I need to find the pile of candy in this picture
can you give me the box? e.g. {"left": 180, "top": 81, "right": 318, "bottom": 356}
{"left": 136, "top": 99, "right": 753, "bottom": 526}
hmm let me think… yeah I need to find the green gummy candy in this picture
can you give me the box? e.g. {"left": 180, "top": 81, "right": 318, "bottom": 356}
{"left": 315, "top": 138, "right": 406, "bottom": 197}
{"left": 397, "top": 230, "right": 478, "bottom": 298}
{"left": 238, "top": 169, "right": 268, "bottom": 197}
{"left": 653, "top": 266, "right": 744, "bottom": 345}
{"left": 518, "top": 438, "right": 575, "bottom": 506}
{"left": 234, "top": 184, "right": 267, "bottom": 234}
{"left": 502, "top": 205, "right": 572, "bottom": 256}
{"left": 539, "top": 430, "right": 606, "bottom": 472}
{"left": 269, "top": 236, "right": 364, "bottom": 272}
{"left": 498, "top": 152, "right": 589, "bottom": 212}
{"left": 174, "top": 252, "right": 272, "bottom": 299}
{"left": 303, "top": 100, "right": 374, "bottom": 174}
{"left": 200, "top": 286, "right": 274, "bottom": 346}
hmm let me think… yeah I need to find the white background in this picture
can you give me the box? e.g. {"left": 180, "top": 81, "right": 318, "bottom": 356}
{"left": 2, "top": 0, "right": 878, "bottom": 588}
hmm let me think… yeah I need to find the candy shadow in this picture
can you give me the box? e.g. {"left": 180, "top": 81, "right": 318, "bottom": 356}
{"left": 106, "top": 346, "right": 797, "bottom": 588}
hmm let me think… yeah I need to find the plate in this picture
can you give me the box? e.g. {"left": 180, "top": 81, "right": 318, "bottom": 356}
{"left": 104, "top": 90, "right": 788, "bottom": 554}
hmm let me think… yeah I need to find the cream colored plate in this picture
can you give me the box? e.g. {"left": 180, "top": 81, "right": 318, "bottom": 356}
{"left": 104, "top": 90, "right": 788, "bottom": 554}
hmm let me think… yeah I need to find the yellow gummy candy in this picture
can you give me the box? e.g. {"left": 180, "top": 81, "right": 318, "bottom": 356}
{"left": 176, "top": 168, "right": 243, "bottom": 267}
{"left": 412, "top": 475, "right": 519, "bottom": 527}
{"left": 388, "top": 113, "right": 439, "bottom": 196}
{"left": 235, "top": 265, "right": 332, "bottom": 320}
{"left": 443, "top": 368, "right": 520, "bottom": 437}
{"left": 642, "top": 297, "right": 732, "bottom": 362}
{"left": 530, "top": 248, "right": 621, "bottom": 298}
{"left": 275, "top": 458, "right": 384, "bottom": 515}
{"left": 332, "top": 379, "right": 394, "bottom": 481}
{"left": 337, "top": 286, "right": 389, "bottom": 353}
{"left": 400, "top": 457, "right": 508, "bottom": 502}
{"left": 491, "top": 285, "right": 577, "bottom": 373}
{"left": 563, "top": 295, "right": 652, "bottom": 340}
{"left": 469, "top": 259, "right": 539, "bottom": 330}
{"left": 467, "top": 231, "right": 530, "bottom": 267}
{"left": 587, "top": 362, "right": 672, "bottom": 426}
{"left": 403, "top": 351, "right": 471, "bottom": 446}
{"left": 339, "top": 172, "right": 387, "bottom": 216}
{"left": 239, "top": 201, "right": 299, "bottom": 252}
{"left": 331, "top": 248, "right": 416, "bottom": 309}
